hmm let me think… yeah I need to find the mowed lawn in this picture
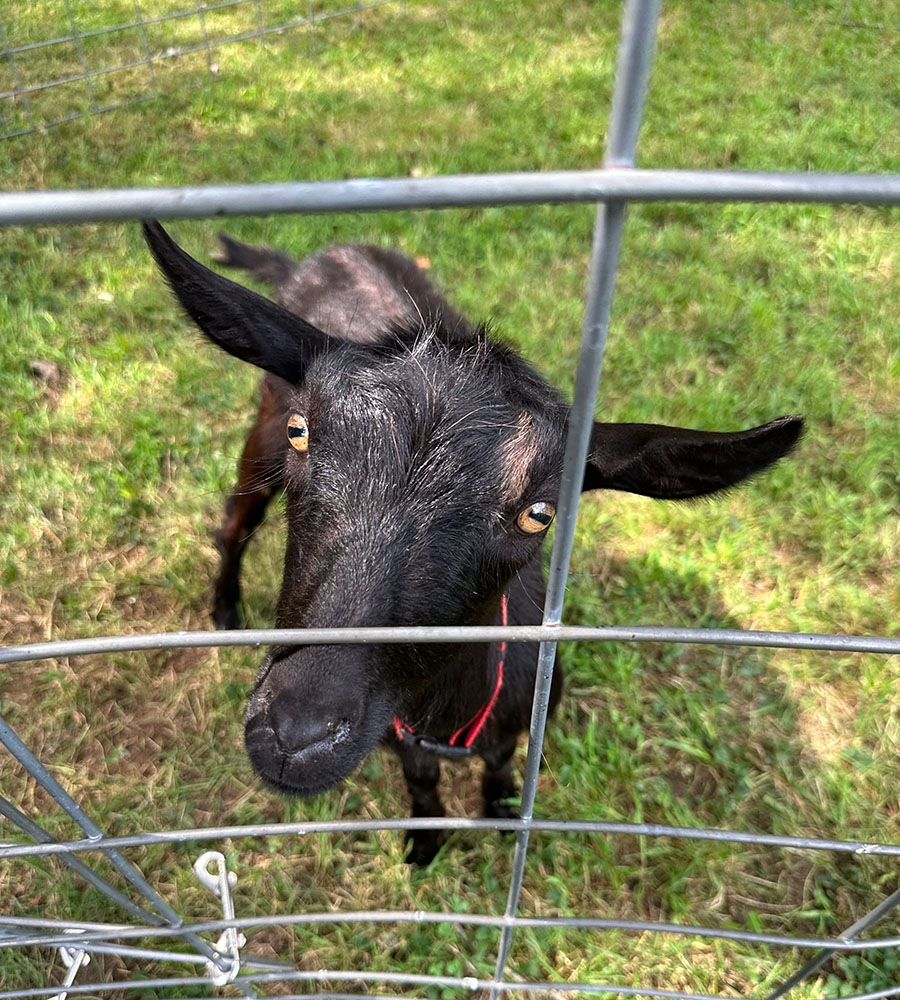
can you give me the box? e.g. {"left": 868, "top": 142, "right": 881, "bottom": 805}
{"left": 1, "top": 0, "right": 899, "bottom": 995}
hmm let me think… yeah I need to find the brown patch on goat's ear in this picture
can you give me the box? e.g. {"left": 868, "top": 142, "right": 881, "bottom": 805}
{"left": 500, "top": 412, "right": 540, "bottom": 504}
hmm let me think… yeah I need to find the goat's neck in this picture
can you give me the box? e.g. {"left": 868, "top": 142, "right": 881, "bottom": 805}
{"left": 405, "top": 595, "right": 507, "bottom": 738}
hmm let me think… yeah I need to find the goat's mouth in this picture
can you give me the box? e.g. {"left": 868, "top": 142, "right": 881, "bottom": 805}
{"left": 245, "top": 717, "right": 364, "bottom": 796}
{"left": 245, "top": 710, "right": 364, "bottom": 794}
{"left": 245, "top": 719, "right": 362, "bottom": 795}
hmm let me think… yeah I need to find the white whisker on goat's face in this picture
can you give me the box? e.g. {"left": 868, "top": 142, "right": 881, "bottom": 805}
{"left": 145, "top": 220, "right": 803, "bottom": 865}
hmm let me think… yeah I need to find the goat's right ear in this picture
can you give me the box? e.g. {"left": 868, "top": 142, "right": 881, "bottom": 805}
{"left": 582, "top": 415, "right": 803, "bottom": 499}
{"left": 143, "top": 220, "right": 331, "bottom": 382}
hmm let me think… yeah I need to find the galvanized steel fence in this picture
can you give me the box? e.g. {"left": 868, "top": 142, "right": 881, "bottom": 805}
{"left": 0, "top": 0, "right": 406, "bottom": 139}
{"left": 3, "top": 0, "right": 900, "bottom": 997}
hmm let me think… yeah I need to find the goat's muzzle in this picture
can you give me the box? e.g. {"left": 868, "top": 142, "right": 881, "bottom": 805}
{"left": 244, "top": 646, "right": 395, "bottom": 796}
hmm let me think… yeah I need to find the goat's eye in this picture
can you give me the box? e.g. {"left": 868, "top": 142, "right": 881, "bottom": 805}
{"left": 516, "top": 502, "right": 555, "bottom": 534}
{"left": 286, "top": 413, "right": 309, "bottom": 452}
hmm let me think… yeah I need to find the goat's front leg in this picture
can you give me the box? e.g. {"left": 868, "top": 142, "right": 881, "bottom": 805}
{"left": 481, "top": 733, "right": 519, "bottom": 822}
{"left": 395, "top": 742, "right": 446, "bottom": 866}
{"left": 213, "top": 384, "right": 286, "bottom": 629}
{"left": 213, "top": 485, "right": 275, "bottom": 629}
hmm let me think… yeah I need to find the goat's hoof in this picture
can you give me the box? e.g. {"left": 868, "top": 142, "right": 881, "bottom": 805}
{"left": 213, "top": 603, "right": 241, "bottom": 630}
{"left": 405, "top": 829, "right": 447, "bottom": 867}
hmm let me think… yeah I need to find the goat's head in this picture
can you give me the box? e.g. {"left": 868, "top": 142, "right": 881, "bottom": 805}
{"left": 145, "top": 221, "right": 802, "bottom": 797}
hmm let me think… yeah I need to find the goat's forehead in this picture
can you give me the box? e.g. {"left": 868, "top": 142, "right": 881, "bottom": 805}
{"left": 294, "top": 345, "right": 565, "bottom": 495}
{"left": 307, "top": 345, "right": 556, "bottom": 434}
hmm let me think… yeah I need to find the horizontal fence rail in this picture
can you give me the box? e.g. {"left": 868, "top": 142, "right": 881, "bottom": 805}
{"left": 1, "top": 169, "right": 900, "bottom": 226}
{"left": 8, "top": 907, "right": 900, "bottom": 955}
{"left": 4, "top": 815, "right": 900, "bottom": 863}
{"left": 5, "top": 970, "right": 900, "bottom": 1000}
{"left": 3, "top": 624, "right": 900, "bottom": 664}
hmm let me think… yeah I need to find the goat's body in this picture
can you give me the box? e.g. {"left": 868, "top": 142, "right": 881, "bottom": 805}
{"left": 145, "top": 220, "right": 801, "bottom": 865}
{"left": 216, "top": 235, "right": 470, "bottom": 342}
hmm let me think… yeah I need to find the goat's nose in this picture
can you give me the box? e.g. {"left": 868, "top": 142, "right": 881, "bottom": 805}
{"left": 268, "top": 692, "right": 343, "bottom": 754}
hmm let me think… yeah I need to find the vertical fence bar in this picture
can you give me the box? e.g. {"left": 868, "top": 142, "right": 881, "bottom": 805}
{"left": 254, "top": 0, "right": 264, "bottom": 48}
{"left": 0, "top": 22, "right": 37, "bottom": 135}
{"left": 63, "top": 0, "right": 100, "bottom": 113}
{"left": 132, "top": 1, "right": 160, "bottom": 98}
{"left": 197, "top": 3, "right": 214, "bottom": 74}
{"left": 489, "top": 1, "right": 663, "bottom": 993}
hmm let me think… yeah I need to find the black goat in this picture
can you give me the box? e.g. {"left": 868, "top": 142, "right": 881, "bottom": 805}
{"left": 144, "top": 221, "right": 801, "bottom": 864}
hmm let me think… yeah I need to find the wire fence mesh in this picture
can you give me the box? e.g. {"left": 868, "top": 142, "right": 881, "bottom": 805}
{"left": 2, "top": 0, "right": 900, "bottom": 997}
{"left": 0, "top": 0, "right": 407, "bottom": 139}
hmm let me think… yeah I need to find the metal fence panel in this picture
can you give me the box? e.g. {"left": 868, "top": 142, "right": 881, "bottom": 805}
{"left": 0, "top": 0, "right": 406, "bottom": 139}
{"left": 2, "top": 0, "right": 900, "bottom": 997}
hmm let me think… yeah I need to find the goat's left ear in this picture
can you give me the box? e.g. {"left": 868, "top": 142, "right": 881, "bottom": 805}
{"left": 143, "top": 220, "right": 332, "bottom": 382}
{"left": 582, "top": 415, "right": 803, "bottom": 499}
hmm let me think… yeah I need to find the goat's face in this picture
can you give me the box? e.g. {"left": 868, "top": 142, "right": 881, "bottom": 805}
{"left": 246, "top": 334, "right": 568, "bottom": 793}
{"left": 144, "top": 222, "right": 803, "bottom": 797}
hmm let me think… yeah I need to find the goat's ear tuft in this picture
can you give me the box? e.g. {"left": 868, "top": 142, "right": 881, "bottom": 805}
{"left": 582, "top": 415, "right": 803, "bottom": 499}
{"left": 143, "top": 220, "right": 331, "bottom": 382}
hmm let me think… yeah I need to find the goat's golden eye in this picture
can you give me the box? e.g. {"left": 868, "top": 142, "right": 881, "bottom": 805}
{"left": 286, "top": 413, "right": 309, "bottom": 452}
{"left": 516, "top": 502, "right": 555, "bottom": 534}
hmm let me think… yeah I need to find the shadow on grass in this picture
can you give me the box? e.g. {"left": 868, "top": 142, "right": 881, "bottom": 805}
{"left": 515, "top": 553, "right": 899, "bottom": 968}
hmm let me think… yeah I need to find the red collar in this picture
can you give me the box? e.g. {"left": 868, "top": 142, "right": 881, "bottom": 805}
{"left": 391, "top": 594, "right": 507, "bottom": 758}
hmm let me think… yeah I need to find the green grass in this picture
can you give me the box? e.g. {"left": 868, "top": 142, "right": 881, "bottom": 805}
{"left": 1, "top": 0, "right": 900, "bottom": 996}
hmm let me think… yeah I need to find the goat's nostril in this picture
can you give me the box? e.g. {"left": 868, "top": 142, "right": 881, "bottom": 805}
{"left": 268, "top": 693, "right": 346, "bottom": 754}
